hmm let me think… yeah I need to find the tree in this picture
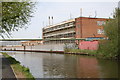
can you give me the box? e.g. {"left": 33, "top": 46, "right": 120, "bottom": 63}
{"left": 98, "top": 8, "right": 120, "bottom": 59}
{"left": 0, "top": 1, "right": 35, "bottom": 38}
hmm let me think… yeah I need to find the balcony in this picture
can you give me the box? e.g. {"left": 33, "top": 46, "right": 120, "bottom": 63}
{"left": 43, "top": 23, "right": 75, "bottom": 33}
{"left": 43, "top": 31, "right": 75, "bottom": 38}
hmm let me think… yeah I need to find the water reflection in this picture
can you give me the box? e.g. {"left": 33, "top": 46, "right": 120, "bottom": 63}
{"left": 5, "top": 51, "right": 118, "bottom": 78}
{"left": 76, "top": 56, "right": 99, "bottom": 78}
{"left": 98, "top": 59, "right": 118, "bottom": 78}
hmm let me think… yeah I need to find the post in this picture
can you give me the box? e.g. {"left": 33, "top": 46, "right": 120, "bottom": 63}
{"left": 31, "top": 45, "right": 32, "bottom": 50}
{"left": 22, "top": 44, "right": 26, "bottom": 51}
{"left": 23, "top": 46, "right": 26, "bottom": 51}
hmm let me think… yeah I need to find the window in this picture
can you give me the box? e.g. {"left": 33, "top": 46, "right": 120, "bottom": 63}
{"left": 62, "top": 24, "right": 65, "bottom": 27}
{"left": 77, "top": 32, "right": 80, "bottom": 35}
{"left": 54, "top": 26, "right": 57, "bottom": 30}
{"left": 97, "top": 21, "right": 105, "bottom": 26}
{"left": 97, "top": 29, "right": 104, "bottom": 34}
{"left": 69, "top": 22, "right": 73, "bottom": 25}
{"left": 65, "top": 23, "right": 69, "bottom": 26}
{"left": 59, "top": 25, "right": 62, "bottom": 28}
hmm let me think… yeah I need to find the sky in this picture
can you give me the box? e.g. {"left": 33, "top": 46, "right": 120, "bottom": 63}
{"left": 1, "top": 1, "right": 119, "bottom": 39}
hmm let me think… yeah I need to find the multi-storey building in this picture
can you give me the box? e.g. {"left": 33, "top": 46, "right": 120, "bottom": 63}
{"left": 42, "top": 19, "right": 76, "bottom": 44}
{"left": 42, "top": 17, "right": 110, "bottom": 44}
{"left": 43, "top": 19, "right": 75, "bottom": 39}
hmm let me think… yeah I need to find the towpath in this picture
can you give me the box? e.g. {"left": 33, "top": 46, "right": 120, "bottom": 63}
{"left": 0, "top": 53, "right": 17, "bottom": 80}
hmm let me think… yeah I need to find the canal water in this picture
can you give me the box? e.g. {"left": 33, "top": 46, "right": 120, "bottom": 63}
{"left": 4, "top": 51, "right": 119, "bottom": 78}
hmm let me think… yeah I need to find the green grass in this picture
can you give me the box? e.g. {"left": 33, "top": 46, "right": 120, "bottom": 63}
{"left": 1, "top": 52, "right": 35, "bottom": 79}
{"left": 64, "top": 47, "right": 118, "bottom": 60}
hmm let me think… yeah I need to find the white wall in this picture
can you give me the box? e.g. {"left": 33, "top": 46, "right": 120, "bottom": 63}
{"left": 2, "top": 44, "right": 65, "bottom": 51}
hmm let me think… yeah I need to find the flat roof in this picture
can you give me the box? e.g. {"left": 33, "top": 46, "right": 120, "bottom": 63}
{"left": 43, "top": 19, "right": 75, "bottom": 29}
{"left": 0, "top": 39, "right": 43, "bottom": 41}
{"left": 75, "top": 16, "right": 111, "bottom": 19}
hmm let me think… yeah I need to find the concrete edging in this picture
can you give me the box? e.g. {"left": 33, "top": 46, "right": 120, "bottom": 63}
{"left": 10, "top": 65, "right": 18, "bottom": 80}
{"left": 2, "top": 50, "right": 89, "bottom": 55}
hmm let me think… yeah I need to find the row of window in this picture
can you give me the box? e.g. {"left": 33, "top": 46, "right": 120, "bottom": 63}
{"left": 44, "top": 40, "right": 75, "bottom": 44}
{"left": 44, "top": 33, "right": 75, "bottom": 39}
{"left": 76, "top": 21, "right": 106, "bottom": 28}
{"left": 43, "top": 27, "right": 74, "bottom": 36}
{"left": 97, "top": 21, "right": 105, "bottom": 26}
{"left": 43, "top": 22, "right": 75, "bottom": 33}
{"left": 97, "top": 29, "right": 104, "bottom": 34}
{"left": 75, "top": 29, "right": 104, "bottom": 35}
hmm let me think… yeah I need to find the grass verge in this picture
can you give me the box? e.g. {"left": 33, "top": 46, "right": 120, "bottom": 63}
{"left": 64, "top": 48, "right": 97, "bottom": 55}
{"left": 1, "top": 52, "right": 35, "bottom": 79}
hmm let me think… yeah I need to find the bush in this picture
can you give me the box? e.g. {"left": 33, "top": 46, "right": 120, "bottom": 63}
{"left": 97, "top": 8, "right": 119, "bottom": 59}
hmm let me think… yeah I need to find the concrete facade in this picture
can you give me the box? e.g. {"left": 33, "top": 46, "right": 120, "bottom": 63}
{"left": 43, "top": 19, "right": 75, "bottom": 40}
{"left": 1, "top": 44, "right": 66, "bottom": 51}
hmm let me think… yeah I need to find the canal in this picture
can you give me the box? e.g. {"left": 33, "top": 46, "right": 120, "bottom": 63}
{"left": 4, "top": 51, "right": 119, "bottom": 78}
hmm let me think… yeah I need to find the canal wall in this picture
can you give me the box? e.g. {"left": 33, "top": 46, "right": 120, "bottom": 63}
{"left": 1, "top": 41, "right": 100, "bottom": 52}
{"left": 27, "top": 44, "right": 65, "bottom": 51}
{"left": 0, "top": 43, "right": 95, "bottom": 56}
{"left": 1, "top": 43, "right": 76, "bottom": 51}
{"left": 1, "top": 43, "right": 78, "bottom": 51}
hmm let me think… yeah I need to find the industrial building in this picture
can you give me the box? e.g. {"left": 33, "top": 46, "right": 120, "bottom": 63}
{"left": 42, "top": 17, "right": 110, "bottom": 44}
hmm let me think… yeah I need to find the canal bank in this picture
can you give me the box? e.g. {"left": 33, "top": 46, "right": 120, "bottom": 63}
{"left": 1, "top": 49, "right": 95, "bottom": 56}
{"left": 1, "top": 53, "right": 17, "bottom": 79}
{"left": 1, "top": 52, "right": 35, "bottom": 80}
{"left": 2, "top": 49, "right": 119, "bottom": 61}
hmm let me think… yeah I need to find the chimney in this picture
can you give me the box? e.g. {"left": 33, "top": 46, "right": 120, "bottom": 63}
{"left": 48, "top": 16, "right": 50, "bottom": 26}
{"left": 95, "top": 11, "right": 97, "bottom": 18}
{"left": 52, "top": 16, "right": 53, "bottom": 25}
{"left": 80, "top": 8, "right": 82, "bottom": 17}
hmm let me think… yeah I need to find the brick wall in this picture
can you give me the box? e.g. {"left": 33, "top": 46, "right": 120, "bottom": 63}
{"left": 79, "top": 41, "right": 99, "bottom": 50}
{"left": 75, "top": 17, "right": 110, "bottom": 38}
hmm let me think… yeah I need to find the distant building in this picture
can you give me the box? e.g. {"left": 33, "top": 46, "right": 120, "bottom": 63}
{"left": 42, "top": 17, "right": 110, "bottom": 44}
{"left": 0, "top": 41, "right": 21, "bottom": 46}
{"left": 21, "top": 40, "right": 43, "bottom": 46}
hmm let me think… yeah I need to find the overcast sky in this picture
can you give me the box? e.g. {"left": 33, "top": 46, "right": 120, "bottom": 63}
{"left": 1, "top": 1, "right": 119, "bottom": 39}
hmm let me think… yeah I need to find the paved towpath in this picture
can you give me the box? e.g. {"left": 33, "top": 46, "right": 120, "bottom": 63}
{"left": 0, "top": 53, "right": 17, "bottom": 80}
{"left": 0, "top": 53, "right": 2, "bottom": 80}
